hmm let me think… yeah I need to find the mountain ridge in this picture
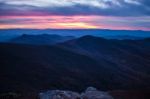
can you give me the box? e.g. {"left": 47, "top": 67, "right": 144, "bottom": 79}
{"left": 8, "top": 34, "right": 75, "bottom": 45}
{"left": 1, "top": 35, "right": 150, "bottom": 93}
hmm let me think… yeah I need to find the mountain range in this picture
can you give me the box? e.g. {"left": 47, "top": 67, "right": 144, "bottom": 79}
{"left": 104, "top": 35, "right": 146, "bottom": 40}
{"left": 8, "top": 34, "right": 75, "bottom": 45}
{"left": 1, "top": 35, "right": 150, "bottom": 94}
{"left": 0, "top": 29, "right": 150, "bottom": 42}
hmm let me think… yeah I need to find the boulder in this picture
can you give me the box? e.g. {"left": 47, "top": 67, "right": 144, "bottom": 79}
{"left": 39, "top": 87, "right": 113, "bottom": 99}
{"left": 39, "top": 90, "right": 80, "bottom": 99}
{"left": 81, "top": 87, "right": 114, "bottom": 99}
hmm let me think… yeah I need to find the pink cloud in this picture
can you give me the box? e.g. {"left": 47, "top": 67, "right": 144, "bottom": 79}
{"left": 0, "top": 15, "right": 149, "bottom": 31}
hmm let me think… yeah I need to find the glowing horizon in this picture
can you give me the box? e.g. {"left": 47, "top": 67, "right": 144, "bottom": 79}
{"left": 0, "top": 15, "right": 150, "bottom": 31}
{"left": 0, "top": 0, "right": 150, "bottom": 31}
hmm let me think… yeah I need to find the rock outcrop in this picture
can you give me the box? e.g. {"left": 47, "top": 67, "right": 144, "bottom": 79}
{"left": 39, "top": 87, "right": 114, "bottom": 99}
{"left": 81, "top": 87, "right": 113, "bottom": 99}
{"left": 39, "top": 90, "right": 80, "bottom": 99}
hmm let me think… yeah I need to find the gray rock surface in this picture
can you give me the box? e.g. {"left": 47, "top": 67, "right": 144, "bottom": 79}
{"left": 81, "top": 87, "right": 113, "bottom": 99}
{"left": 39, "top": 87, "right": 114, "bottom": 99}
{"left": 39, "top": 90, "right": 80, "bottom": 99}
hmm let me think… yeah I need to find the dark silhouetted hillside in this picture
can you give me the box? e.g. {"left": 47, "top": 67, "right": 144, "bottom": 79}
{"left": 58, "top": 35, "right": 150, "bottom": 89}
{"left": 1, "top": 35, "right": 150, "bottom": 94}
{"left": 0, "top": 43, "right": 110, "bottom": 93}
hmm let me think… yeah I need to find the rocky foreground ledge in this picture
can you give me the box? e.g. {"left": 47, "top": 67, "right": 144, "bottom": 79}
{"left": 39, "top": 87, "right": 114, "bottom": 99}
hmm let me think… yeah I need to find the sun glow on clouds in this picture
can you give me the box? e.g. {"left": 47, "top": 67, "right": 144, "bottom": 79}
{"left": 0, "top": 0, "right": 149, "bottom": 30}
{"left": 0, "top": 22, "right": 98, "bottom": 29}
{"left": 0, "top": 15, "right": 150, "bottom": 30}
{"left": 0, "top": 16, "right": 99, "bottom": 29}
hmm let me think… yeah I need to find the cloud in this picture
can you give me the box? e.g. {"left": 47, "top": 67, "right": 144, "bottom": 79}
{"left": 0, "top": 0, "right": 149, "bottom": 16}
{"left": 0, "top": 0, "right": 149, "bottom": 30}
{"left": 124, "top": 0, "right": 141, "bottom": 5}
{"left": 0, "top": 0, "right": 119, "bottom": 8}
{"left": 0, "top": 15, "right": 149, "bottom": 30}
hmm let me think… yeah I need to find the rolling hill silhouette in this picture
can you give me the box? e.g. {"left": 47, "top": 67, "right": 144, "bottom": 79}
{"left": 0, "top": 35, "right": 150, "bottom": 93}
{"left": 9, "top": 34, "right": 75, "bottom": 45}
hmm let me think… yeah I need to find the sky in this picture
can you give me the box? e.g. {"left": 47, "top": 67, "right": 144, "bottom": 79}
{"left": 0, "top": 0, "right": 150, "bottom": 30}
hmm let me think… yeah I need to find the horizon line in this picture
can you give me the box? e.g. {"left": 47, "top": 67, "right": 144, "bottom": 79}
{"left": 0, "top": 28, "right": 150, "bottom": 32}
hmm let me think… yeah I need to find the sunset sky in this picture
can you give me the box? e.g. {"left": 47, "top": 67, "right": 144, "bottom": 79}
{"left": 0, "top": 0, "right": 150, "bottom": 30}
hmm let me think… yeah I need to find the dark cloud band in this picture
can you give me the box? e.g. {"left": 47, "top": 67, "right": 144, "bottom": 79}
{"left": 0, "top": 0, "right": 150, "bottom": 16}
